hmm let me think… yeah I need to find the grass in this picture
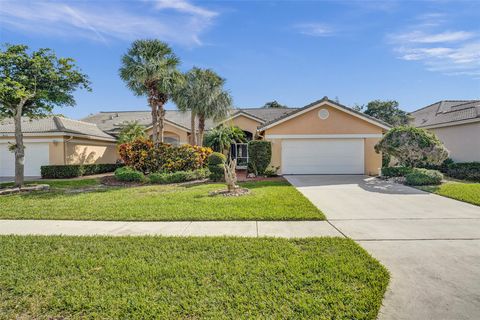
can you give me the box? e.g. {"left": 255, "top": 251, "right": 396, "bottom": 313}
{"left": 0, "top": 178, "right": 99, "bottom": 189}
{"left": 0, "top": 180, "right": 324, "bottom": 220}
{"left": 0, "top": 236, "right": 389, "bottom": 319}
{"left": 418, "top": 181, "right": 480, "bottom": 206}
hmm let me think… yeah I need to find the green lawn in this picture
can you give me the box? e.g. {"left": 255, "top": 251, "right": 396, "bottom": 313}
{"left": 0, "top": 180, "right": 324, "bottom": 220}
{"left": 418, "top": 182, "right": 480, "bottom": 206}
{"left": 0, "top": 236, "right": 389, "bottom": 319}
{"left": 0, "top": 178, "right": 100, "bottom": 189}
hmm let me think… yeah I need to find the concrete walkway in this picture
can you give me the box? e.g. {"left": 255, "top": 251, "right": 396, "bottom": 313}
{"left": 0, "top": 220, "right": 341, "bottom": 238}
{"left": 287, "top": 175, "right": 480, "bottom": 320}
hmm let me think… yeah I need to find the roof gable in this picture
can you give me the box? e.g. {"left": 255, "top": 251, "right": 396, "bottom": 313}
{"left": 259, "top": 97, "right": 391, "bottom": 131}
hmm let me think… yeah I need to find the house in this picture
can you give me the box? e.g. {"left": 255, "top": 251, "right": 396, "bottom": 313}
{"left": 0, "top": 97, "right": 390, "bottom": 177}
{"left": 0, "top": 116, "right": 117, "bottom": 177}
{"left": 410, "top": 100, "right": 480, "bottom": 162}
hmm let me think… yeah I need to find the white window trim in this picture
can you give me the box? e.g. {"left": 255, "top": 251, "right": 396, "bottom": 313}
{"left": 265, "top": 134, "right": 383, "bottom": 139}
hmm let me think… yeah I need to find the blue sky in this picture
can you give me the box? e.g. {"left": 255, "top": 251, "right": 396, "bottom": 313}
{"left": 1, "top": 0, "right": 479, "bottom": 119}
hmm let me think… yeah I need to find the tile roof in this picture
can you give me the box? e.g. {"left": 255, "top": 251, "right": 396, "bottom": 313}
{"left": 81, "top": 108, "right": 297, "bottom": 134}
{"left": 0, "top": 116, "right": 116, "bottom": 140}
{"left": 410, "top": 100, "right": 480, "bottom": 128}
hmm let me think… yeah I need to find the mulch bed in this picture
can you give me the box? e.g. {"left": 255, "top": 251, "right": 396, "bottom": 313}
{"left": 100, "top": 176, "right": 145, "bottom": 187}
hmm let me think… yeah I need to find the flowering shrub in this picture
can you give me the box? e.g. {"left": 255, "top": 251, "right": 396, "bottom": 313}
{"left": 118, "top": 138, "right": 212, "bottom": 173}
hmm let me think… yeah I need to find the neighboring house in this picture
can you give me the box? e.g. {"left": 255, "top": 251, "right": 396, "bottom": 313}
{"left": 0, "top": 96, "right": 390, "bottom": 177}
{"left": 410, "top": 100, "right": 480, "bottom": 162}
{"left": 0, "top": 116, "right": 117, "bottom": 177}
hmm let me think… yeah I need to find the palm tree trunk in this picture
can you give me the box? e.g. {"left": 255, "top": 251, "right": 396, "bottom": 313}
{"left": 190, "top": 111, "right": 197, "bottom": 145}
{"left": 14, "top": 105, "right": 25, "bottom": 187}
{"left": 148, "top": 87, "right": 158, "bottom": 144}
{"left": 198, "top": 114, "right": 205, "bottom": 146}
{"left": 158, "top": 104, "right": 165, "bottom": 143}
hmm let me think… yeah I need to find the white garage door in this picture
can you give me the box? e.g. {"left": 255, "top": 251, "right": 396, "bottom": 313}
{"left": 281, "top": 139, "right": 364, "bottom": 174}
{"left": 0, "top": 142, "right": 50, "bottom": 177}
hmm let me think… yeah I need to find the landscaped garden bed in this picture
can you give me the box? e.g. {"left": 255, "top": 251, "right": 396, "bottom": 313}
{"left": 0, "top": 236, "right": 389, "bottom": 319}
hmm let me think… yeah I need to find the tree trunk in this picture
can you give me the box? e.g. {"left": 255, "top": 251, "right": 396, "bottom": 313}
{"left": 157, "top": 92, "right": 168, "bottom": 144}
{"left": 190, "top": 111, "right": 197, "bottom": 145}
{"left": 198, "top": 114, "right": 205, "bottom": 146}
{"left": 14, "top": 106, "right": 25, "bottom": 187}
{"left": 148, "top": 86, "right": 158, "bottom": 145}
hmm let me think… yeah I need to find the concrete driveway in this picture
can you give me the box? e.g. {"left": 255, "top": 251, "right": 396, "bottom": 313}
{"left": 287, "top": 175, "right": 480, "bottom": 320}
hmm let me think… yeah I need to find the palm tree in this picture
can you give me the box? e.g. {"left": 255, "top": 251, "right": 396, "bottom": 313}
{"left": 119, "top": 39, "right": 183, "bottom": 144}
{"left": 117, "top": 121, "right": 146, "bottom": 144}
{"left": 204, "top": 125, "right": 246, "bottom": 153}
{"left": 173, "top": 67, "right": 232, "bottom": 146}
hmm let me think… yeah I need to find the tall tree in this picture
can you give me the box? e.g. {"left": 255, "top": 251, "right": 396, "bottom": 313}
{"left": 173, "top": 67, "right": 232, "bottom": 146}
{"left": 262, "top": 100, "right": 287, "bottom": 108}
{"left": 119, "top": 40, "right": 183, "bottom": 144}
{"left": 356, "top": 100, "right": 410, "bottom": 126}
{"left": 0, "top": 44, "right": 90, "bottom": 186}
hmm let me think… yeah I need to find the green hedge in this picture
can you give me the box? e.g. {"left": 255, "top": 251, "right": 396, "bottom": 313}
{"left": 405, "top": 168, "right": 443, "bottom": 186}
{"left": 208, "top": 152, "right": 226, "bottom": 182}
{"left": 444, "top": 162, "right": 480, "bottom": 182}
{"left": 148, "top": 169, "right": 209, "bottom": 184}
{"left": 381, "top": 166, "right": 413, "bottom": 178}
{"left": 247, "top": 140, "right": 271, "bottom": 175}
{"left": 41, "top": 163, "right": 123, "bottom": 179}
{"left": 114, "top": 167, "right": 144, "bottom": 182}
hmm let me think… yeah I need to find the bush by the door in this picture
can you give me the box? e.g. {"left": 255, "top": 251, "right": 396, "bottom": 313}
{"left": 208, "top": 152, "right": 226, "bottom": 182}
{"left": 247, "top": 141, "right": 272, "bottom": 175}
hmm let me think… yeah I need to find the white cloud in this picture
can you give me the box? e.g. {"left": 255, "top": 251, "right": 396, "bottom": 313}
{"left": 294, "top": 23, "right": 333, "bottom": 37}
{"left": 154, "top": 0, "right": 217, "bottom": 18}
{"left": 389, "top": 14, "right": 480, "bottom": 77}
{"left": 0, "top": 1, "right": 218, "bottom": 46}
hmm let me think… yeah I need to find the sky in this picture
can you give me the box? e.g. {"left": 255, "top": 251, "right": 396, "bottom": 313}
{"left": 1, "top": 0, "right": 479, "bottom": 119}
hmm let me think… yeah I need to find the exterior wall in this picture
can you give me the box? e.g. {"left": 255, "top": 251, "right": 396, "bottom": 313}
{"left": 364, "top": 138, "right": 382, "bottom": 176}
{"left": 65, "top": 138, "right": 118, "bottom": 165}
{"left": 49, "top": 141, "right": 65, "bottom": 165}
{"left": 265, "top": 104, "right": 382, "bottom": 135}
{"left": 428, "top": 122, "right": 480, "bottom": 162}
{"left": 225, "top": 115, "right": 262, "bottom": 137}
{"left": 263, "top": 103, "right": 384, "bottom": 175}
{"left": 144, "top": 122, "right": 189, "bottom": 144}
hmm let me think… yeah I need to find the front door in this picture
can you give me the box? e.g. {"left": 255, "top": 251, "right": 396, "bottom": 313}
{"left": 230, "top": 143, "right": 248, "bottom": 168}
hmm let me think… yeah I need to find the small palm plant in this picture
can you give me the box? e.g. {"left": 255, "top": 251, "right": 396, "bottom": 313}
{"left": 117, "top": 121, "right": 146, "bottom": 144}
{"left": 204, "top": 125, "right": 246, "bottom": 153}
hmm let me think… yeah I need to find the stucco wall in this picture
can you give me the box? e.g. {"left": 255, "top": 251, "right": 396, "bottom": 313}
{"left": 428, "top": 122, "right": 480, "bottom": 162}
{"left": 145, "top": 122, "right": 189, "bottom": 144}
{"left": 49, "top": 141, "right": 65, "bottom": 165}
{"left": 225, "top": 115, "right": 262, "bottom": 137}
{"left": 263, "top": 103, "right": 384, "bottom": 175}
{"left": 65, "top": 139, "right": 118, "bottom": 165}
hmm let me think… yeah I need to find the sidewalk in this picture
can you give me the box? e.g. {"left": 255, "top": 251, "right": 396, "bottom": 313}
{"left": 0, "top": 220, "right": 342, "bottom": 238}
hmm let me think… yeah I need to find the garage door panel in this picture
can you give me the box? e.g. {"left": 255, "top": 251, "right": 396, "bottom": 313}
{"left": 281, "top": 139, "right": 364, "bottom": 174}
{"left": 0, "top": 143, "right": 50, "bottom": 177}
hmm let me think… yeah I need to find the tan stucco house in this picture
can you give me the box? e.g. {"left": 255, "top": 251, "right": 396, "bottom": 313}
{"left": 0, "top": 117, "right": 117, "bottom": 176}
{"left": 0, "top": 97, "right": 389, "bottom": 177}
{"left": 410, "top": 100, "right": 480, "bottom": 162}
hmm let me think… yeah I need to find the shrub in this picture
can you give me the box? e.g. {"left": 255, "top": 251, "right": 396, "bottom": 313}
{"left": 375, "top": 126, "right": 449, "bottom": 167}
{"left": 444, "top": 162, "right": 480, "bottom": 182}
{"left": 148, "top": 168, "right": 209, "bottom": 184}
{"left": 248, "top": 140, "right": 272, "bottom": 175}
{"left": 41, "top": 163, "right": 123, "bottom": 179}
{"left": 118, "top": 138, "right": 212, "bottom": 174}
{"left": 405, "top": 168, "right": 443, "bottom": 186}
{"left": 114, "top": 167, "right": 145, "bottom": 182}
{"left": 208, "top": 152, "right": 226, "bottom": 182}
{"left": 264, "top": 166, "right": 280, "bottom": 177}
{"left": 381, "top": 166, "right": 413, "bottom": 177}
{"left": 41, "top": 165, "right": 84, "bottom": 179}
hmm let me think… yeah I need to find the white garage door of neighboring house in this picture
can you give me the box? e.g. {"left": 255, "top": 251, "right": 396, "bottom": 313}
{"left": 281, "top": 139, "right": 364, "bottom": 174}
{"left": 0, "top": 142, "right": 50, "bottom": 177}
